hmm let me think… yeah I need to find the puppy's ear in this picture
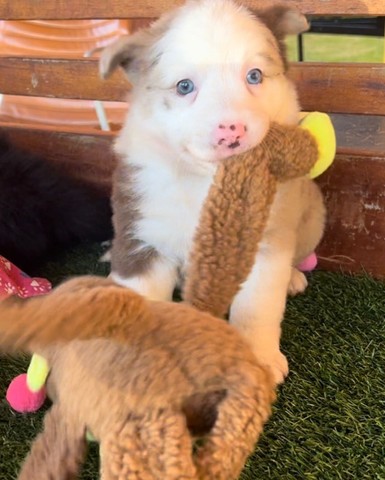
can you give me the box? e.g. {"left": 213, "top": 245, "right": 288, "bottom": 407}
{"left": 99, "top": 31, "right": 151, "bottom": 80}
{"left": 258, "top": 6, "right": 310, "bottom": 39}
{"left": 255, "top": 6, "right": 309, "bottom": 70}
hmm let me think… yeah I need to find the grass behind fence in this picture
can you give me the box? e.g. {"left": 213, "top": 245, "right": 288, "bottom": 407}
{"left": 287, "top": 33, "right": 384, "bottom": 62}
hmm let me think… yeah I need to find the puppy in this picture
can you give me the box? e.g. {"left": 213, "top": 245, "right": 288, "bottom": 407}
{"left": 0, "top": 276, "right": 275, "bottom": 480}
{"left": 101, "top": 0, "right": 326, "bottom": 383}
{"left": 0, "top": 137, "right": 113, "bottom": 272}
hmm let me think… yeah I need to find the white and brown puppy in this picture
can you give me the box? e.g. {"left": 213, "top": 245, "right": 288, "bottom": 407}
{"left": 101, "top": 0, "right": 326, "bottom": 384}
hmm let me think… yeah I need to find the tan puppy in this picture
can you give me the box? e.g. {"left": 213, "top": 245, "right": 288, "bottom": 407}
{"left": 0, "top": 276, "right": 275, "bottom": 480}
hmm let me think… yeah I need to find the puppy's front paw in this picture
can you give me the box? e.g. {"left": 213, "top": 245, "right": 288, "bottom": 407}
{"left": 253, "top": 349, "right": 289, "bottom": 385}
{"left": 288, "top": 268, "right": 308, "bottom": 296}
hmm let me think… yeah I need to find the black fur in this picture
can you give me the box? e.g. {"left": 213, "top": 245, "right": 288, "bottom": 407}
{"left": 0, "top": 137, "right": 113, "bottom": 273}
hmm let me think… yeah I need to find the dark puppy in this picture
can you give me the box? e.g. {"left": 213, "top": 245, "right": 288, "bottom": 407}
{"left": 0, "top": 137, "right": 112, "bottom": 272}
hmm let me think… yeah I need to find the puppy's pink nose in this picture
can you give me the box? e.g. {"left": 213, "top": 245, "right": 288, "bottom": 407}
{"left": 215, "top": 123, "right": 247, "bottom": 149}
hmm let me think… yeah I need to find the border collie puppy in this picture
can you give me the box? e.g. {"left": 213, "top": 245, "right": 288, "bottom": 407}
{"left": 100, "top": 0, "right": 326, "bottom": 383}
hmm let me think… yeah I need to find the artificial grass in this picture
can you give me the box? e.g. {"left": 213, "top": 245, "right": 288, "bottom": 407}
{"left": 0, "top": 243, "right": 384, "bottom": 479}
{"left": 286, "top": 33, "right": 384, "bottom": 63}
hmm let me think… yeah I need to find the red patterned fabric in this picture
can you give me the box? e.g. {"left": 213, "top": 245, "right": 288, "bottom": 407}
{"left": 0, "top": 255, "right": 51, "bottom": 300}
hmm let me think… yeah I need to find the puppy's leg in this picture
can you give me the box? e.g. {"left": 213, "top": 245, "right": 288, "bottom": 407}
{"left": 140, "top": 410, "right": 198, "bottom": 480}
{"left": 289, "top": 181, "right": 326, "bottom": 296}
{"left": 195, "top": 385, "right": 270, "bottom": 480}
{"left": 101, "top": 411, "right": 198, "bottom": 480}
{"left": 230, "top": 238, "right": 296, "bottom": 384}
{"left": 18, "top": 405, "right": 86, "bottom": 480}
{"left": 100, "top": 420, "right": 155, "bottom": 480}
{"left": 110, "top": 254, "right": 178, "bottom": 301}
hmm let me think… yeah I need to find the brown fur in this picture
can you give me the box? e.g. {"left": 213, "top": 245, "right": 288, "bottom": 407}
{"left": 256, "top": 6, "right": 310, "bottom": 70}
{"left": 183, "top": 122, "right": 318, "bottom": 318}
{"left": 99, "top": 10, "right": 178, "bottom": 82}
{"left": 110, "top": 163, "right": 160, "bottom": 278}
{"left": 0, "top": 276, "right": 275, "bottom": 479}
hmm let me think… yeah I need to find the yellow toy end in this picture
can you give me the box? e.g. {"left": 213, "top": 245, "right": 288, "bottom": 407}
{"left": 27, "top": 353, "right": 50, "bottom": 392}
{"left": 86, "top": 430, "right": 97, "bottom": 442}
{"left": 300, "top": 112, "right": 336, "bottom": 179}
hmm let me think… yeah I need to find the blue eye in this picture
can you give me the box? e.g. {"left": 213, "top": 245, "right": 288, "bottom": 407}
{"left": 176, "top": 79, "right": 195, "bottom": 95}
{"left": 246, "top": 68, "right": 263, "bottom": 85}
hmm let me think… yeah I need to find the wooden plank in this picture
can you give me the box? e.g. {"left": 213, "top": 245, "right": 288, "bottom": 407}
{"left": 2, "top": 121, "right": 385, "bottom": 277}
{"left": 0, "top": 0, "right": 383, "bottom": 20}
{"left": 317, "top": 152, "right": 385, "bottom": 278}
{"left": 1, "top": 114, "right": 384, "bottom": 159}
{"left": 0, "top": 122, "right": 116, "bottom": 194}
{"left": 2, "top": 115, "right": 384, "bottom": 160}
{"left": 0, "top": 57, "right": 128, "bottom": 102}
{"left": 1, "top": 57, "right": 384, "bottom": 117}
{"left": 331, "top": 114, "right": 385, "bottom": 157}
{"left": 290, "top": 63, "right": 385, "bottom": 116}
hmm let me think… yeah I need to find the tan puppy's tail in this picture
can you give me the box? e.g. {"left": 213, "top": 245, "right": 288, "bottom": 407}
{"left": 0, "top": 276, "right": 150, "bottom": 352}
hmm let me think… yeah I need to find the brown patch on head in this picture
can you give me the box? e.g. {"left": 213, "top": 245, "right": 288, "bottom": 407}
{"left": 99, "top": 10, "right": 178, "bottom": 83}
{"left": 99, "top": 33, "right": 148, "bottom": 80}
{"left": 254, "top": 6, "right": 309, "bottom": 70}
{"left": 110, "top": 162, "right": 160, "bottom": 278}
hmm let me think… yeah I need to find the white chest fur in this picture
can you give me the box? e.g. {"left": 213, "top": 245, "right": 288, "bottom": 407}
{"left": 134, "top": 163, "right": 213, "bottom": 264}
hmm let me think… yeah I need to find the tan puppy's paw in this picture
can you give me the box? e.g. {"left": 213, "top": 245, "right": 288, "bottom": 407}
{"left": 288, "top": 268, "right": 308, "bottom": 296}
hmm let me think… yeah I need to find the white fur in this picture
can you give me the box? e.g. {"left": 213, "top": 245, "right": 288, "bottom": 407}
{"left": 109, "top": 0, "right": 326, "bottom": 384}
{"left": 114, "top": 0, "right": 300, "bottom": 172}
{"left": 111, "top": 256, "right": 178, "bottom": 301}
{"left": 126, "top": 143, "right": 213, "bottom": 263}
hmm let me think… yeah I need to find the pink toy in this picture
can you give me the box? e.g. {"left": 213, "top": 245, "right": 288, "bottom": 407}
{"left": 0, "top": 255, "right": 51, "bottom": 412}
{"left": 6, "top": 374, "right": 47, "bottom": 413}
{"left": 297, "top": 252, "right": 318, "bottom": 272}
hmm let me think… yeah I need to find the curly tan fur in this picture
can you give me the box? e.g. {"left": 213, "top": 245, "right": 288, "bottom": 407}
{"left": 101, "top": 410, "right": 198, "bottom": 479}
{"left": 0, "top": 276, "right": 275, "bottom": 480}
{"left": 18, "top": 404, "right": 87, "bottom": 480}
{"left": 183, "top": 123, "right": 318, "bottom": 317}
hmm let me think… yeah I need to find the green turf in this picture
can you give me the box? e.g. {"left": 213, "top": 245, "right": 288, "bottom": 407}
{"left": 242, "top": 271, "right": 385, "bottom": 480}
{"left": 1, "top": 243, "right": 384, "bottom": 479}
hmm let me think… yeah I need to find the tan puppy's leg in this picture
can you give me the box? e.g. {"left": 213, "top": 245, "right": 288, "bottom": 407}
{"left": 294, "top": 182, "right": 325, "bottom": 266}
{"left": 101, "top": 410, "right": 198, "bottom": 480}
{"left": 100, "top": 420, "right": 155, "bottom": 480}
{"left": 18, "top": 405, "right": 86, "bottom": 480}
{"left": 289, "top": 181, "right": 326, "bottom": 296}
{"left": 195, "top": 385, "right": 271, "bottom": 480}
{"left": 141, "top": 410, "right": 198, "bottom": 479}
